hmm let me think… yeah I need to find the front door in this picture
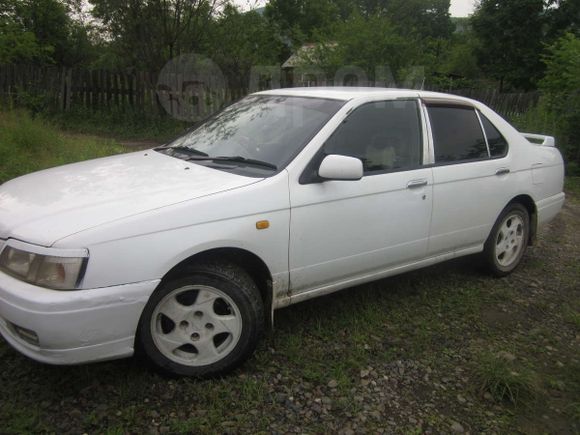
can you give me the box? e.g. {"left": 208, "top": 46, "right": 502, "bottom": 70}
{"left": 288, "top": 99, "right": 433, "bottom": 294}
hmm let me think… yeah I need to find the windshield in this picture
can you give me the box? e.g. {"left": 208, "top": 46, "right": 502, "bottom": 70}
{"left": 159, "top": 95, "right": 345, "bottom": 176}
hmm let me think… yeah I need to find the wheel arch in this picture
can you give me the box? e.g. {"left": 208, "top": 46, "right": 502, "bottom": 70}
{"left": 506, "top": 194, "right": 538, "bottom": 245}
{"left": 159, "top": 247, "right": 274, "bottom": 328}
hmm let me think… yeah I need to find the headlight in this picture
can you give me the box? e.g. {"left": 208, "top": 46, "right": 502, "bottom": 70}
{"left": 0, "top": 245, "right": 87, "bottom": 290}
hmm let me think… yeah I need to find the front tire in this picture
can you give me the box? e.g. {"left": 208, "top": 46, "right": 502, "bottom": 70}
{"left": 483, "top": 203, "right": 530, "bottom": 277}
{"left": 137, "top": 261, "right": 264, "bottom": 377}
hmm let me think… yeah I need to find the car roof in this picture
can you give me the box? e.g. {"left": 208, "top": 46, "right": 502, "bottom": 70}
{"left": 255, "top": 87, "right": 475, "bottom": 104}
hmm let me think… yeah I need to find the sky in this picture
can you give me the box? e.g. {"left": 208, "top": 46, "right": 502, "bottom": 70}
{"left": 450, "top": 0, "right": 477, "bottom": 17}
{"left": 236, "top": 0, "right": 477, "bottom": 17}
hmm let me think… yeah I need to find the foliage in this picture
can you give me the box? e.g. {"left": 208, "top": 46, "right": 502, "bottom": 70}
{"left": 334, "top": 0, "right": 454, "bottom": 41}
{"left": 426, "top": 33, "right": 482, "bottom": 89}
{"left": 565, "top": 177, "right": 580, "bottom": 196}
{"left": 540, "top": 33, "right": 580, "bottom": 171}
{"left": 471, "top": 0, "right": 546, "bottom": 91}
{"left": 384, "top": 0, "right": 454, "bottom": 41}
{"left": 545, "top": 0, "right": 580, "bottom": 40}
{"left": 305, "top": 13, "right": 417, "bottom": 84}
{"left": 0, "top": 110, "right": 124, "bottom": 184}
{"left": 52, "top": 107, "right": 189, "bottom": 142}
{"left": 0, "top": 0, "right": 578, "bottom": 153}
{"left": 264, "top": 0, "right": 339, "bottom": 45}
{"left": 0, "top": 23, "right": 50, "bottom": 64}
{"left": 0, "top": 0, "right": 90, "bottom": 66}
{"left": 208, "top": 5, "right": 283, "bottom": 89}
{"left": 89, "top": 0, "right": 221, "bottom": 71}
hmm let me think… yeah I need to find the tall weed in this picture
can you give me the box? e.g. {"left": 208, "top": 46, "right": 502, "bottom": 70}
{"left": 0, "top": 110, "right": 124, "bottom": 184}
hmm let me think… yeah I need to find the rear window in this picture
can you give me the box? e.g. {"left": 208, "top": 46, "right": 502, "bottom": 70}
{"left": 480, "top": 113, "right": 509, "bottom": 158}
{"left": 428, "top": 106, "right": 488, "bottom": 164}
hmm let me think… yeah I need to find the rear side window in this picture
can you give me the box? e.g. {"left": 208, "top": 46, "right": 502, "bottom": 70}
{"left": 324, "top": 100, "right": 423, "bottom": 174}
{"left": 428, "top": 106, "right": 488, "bottom": 164}
{"left": 480, "top": 113, "right": 509, "bottom": 158}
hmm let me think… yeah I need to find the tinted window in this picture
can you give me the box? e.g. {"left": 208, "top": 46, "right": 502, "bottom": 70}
{"left": 480, "top": 113, "right": 508, "bottom": 158}
{"left": 428, "top": 106, "right": 488, "bottom": 163}
{"left": 324, "top": 100, "right": 422, "bottom": 174}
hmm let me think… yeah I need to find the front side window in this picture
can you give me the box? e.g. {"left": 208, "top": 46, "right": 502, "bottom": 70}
{"left": 323, "top": 100, "right": 423, "bottom": 174}
{"left": 428, "top": 106, "right": 488, "bottom": 164}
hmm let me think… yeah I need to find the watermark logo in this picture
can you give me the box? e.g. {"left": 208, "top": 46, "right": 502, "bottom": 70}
{"left": 157, "top": 54, "right": 227, "bottom": 122}
{"left": 157, "top": 53, "right": 427, "bottom": 121}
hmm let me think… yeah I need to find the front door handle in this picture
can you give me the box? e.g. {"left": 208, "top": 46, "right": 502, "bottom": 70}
{"left": 407, "top": 179, "right": 428, "bottom": 189}
{"left": 496, "top": 168, "right": 510, "bottom": 176}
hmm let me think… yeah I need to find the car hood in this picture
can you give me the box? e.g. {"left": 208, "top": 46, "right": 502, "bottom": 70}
{"left": 0, "top": 150, "right": 261, "bottom": 246}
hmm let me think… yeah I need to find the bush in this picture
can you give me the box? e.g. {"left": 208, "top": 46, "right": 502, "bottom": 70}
{"left": 539, "top": 33, "right": 580, "bottom": 171}
{"left": 51, "top": 106, "right": 189, "bottom": 143}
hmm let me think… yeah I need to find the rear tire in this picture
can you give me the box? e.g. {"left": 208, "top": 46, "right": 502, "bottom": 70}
{"left": 137, "top": 261, "right": 264, "bottom": 377}
{"left": 483, "top": 203, "right": 530, "bottom": 277}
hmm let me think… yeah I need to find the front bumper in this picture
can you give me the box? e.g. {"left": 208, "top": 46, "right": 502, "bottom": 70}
{"left": 0, "top": 270, "right": 160, "bottom": 365}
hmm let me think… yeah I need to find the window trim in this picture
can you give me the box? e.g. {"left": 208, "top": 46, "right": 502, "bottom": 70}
{"left": 421, "top": 97, "right": 475, "bottom": 109}
{"left": 299, "top": 98, "right": 426, "bottom": 184}
{"left": 474, "top": 110, "right": 492, "bottom": 158}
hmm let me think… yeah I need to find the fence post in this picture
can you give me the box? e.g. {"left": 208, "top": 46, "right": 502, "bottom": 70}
{"left": 65, "top": 68, "right": 72, "bottom": 111}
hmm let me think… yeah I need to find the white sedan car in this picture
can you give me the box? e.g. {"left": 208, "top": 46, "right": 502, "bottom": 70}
{"left": 0, "top": 88, "right": 565, "bottom": 376}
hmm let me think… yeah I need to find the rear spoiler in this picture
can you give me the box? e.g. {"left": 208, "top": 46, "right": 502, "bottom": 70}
{"left": 521, "top": 132, "right": 556, "bottom": 147}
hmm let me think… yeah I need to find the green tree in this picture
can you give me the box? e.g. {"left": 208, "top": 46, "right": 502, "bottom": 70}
{"left": 0, "top": 0, "right": 88, "bottom": 66}
{"left": 545, "top": 0, "right": 580, "bottom": 39}
{"left": 328, "top": 0, "right": 455, "bottom": 41}
{"left": 471, "top": 0, "right": 546, "bottom": 91}
{"left": 425, "top": 35, "right": 482, "bottom": 89}
{"left": 540, "top": 33, "right": 580, "bottom": 170}
{"left": 310, "top": 13, "right": 417, "bottom": 83}
{"left": 264, "top": 0, "right": 340, "bottom": 44}
{"left": 0, "top": 22, "right": 48, "bottom": 64}
{"left": 208, "top": 5, "right": 283, "bottom": 89}
{"left": 385, "top": 0, "right": 454, "bottom": 41}
{"left": 90, "top": 0, "right": 221, "bottom": 71}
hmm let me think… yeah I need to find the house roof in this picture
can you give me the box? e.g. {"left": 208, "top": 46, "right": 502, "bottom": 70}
{"left": 282, "top": 43, "right": 337, "bottom": 69}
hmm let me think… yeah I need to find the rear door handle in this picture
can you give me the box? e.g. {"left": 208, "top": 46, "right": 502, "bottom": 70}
{"left": 496, "top": 168, "right": 510, "bottom": 176}
{"left": 407, "top": 179, "right": 428, "bottom": 189}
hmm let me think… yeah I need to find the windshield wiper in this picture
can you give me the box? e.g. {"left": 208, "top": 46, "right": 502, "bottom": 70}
{"left": 156, "top": 146, "right": 209, "bottom": 157}
{"left": 186, "top": 155, "right": 277, "bottom": 171}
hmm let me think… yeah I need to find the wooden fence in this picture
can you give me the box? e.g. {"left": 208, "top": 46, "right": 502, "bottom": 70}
{"left": 0, "top": 64, "right": 250, "bottom": 119}
{"left": 0, "top": 64, "right": 540, "bottom": 120}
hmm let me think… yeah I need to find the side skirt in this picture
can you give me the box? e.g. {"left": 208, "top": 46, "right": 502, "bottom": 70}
{"left": 273, "top": 244, "right": 483, "bottom": 310}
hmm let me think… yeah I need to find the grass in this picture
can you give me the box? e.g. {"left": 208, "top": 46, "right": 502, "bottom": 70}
{"left": 0, "top": 110, "right": 125, "bottom": 184}
{"left": 0, "top": 113, "right": 579, "bottom": 433}
{"left": 565, "top": 176, "right": 580, "bottom": 196}
{"left": 51, "top": 107, "right": 189, "bottom": 143}
{"left": 474, "top": 351, "right": 539, "bottom": 407}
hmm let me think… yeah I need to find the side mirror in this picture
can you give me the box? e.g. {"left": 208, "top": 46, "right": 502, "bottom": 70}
{"left": 318, "top": 154, "right": 363, "bottom": 181}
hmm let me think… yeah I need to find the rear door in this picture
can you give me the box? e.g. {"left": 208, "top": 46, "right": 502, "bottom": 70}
{"left": 425, "top": 100, "right": 513, "bottom": 256}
